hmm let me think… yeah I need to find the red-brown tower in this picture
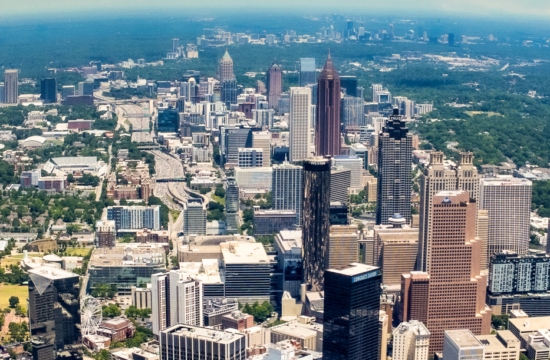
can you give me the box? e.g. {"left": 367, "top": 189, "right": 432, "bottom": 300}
{"left": 315, "top": 52, "right": 341, "bottom": 157}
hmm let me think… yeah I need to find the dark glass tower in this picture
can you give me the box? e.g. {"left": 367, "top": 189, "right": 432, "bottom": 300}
{"left": 28, "top": 267, "right": 81, "bottom": 360}
{"left": 339, "top": 76, "right": 358, "bottom": 96}
{"left": 376, "top": 108, "right": 413, "bottom": 225}
{"left": 157, "top": 107, "right": 180, "bottom": 133}
{"left": 301, "top": 157, "right": 331, "bottom": 291}
{"left": 316, "top": 53, "right": 341, "bottom": 157}
{"left": 220, "top": 78, "right": 237, "bottom": 107}
{"left": 323, "top": 263, "right": 382, "bottom": 360}
{"left": 40, "top": 78, "right": 57, "bottom": 103}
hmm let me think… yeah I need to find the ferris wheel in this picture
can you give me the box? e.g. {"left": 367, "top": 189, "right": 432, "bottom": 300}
{"left": 80, "top": 295, "right": 102, "bottom": 336}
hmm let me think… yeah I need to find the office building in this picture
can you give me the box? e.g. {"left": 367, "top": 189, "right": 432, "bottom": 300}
{"left": 223, "top": 128, "right": 252, "bottom": 166}
{"left": 417, "top": 151, "right": 480, "bottom": 272}
{"left": 107, "top": 205, "right": 161, "bottom": 232}
{"left": 323, "top": 263, "right": 382, "bottom": 359}
{"left": 96, "top": 220, "right": 116, "bottom": 248}
{"left": 0, "top": 83, "right": 4, "bottom": 103}
{"left": 131, "top": 285, "right": 152, "bottom": 310}
{"left": 267, "top": 62, "right": 282, "bottom": 108}
{"left": 4, "top": 69, "right": 18, "bottom": 104}
{"left": 21, "top": 169, "right": 41, "bottom": 188}
{"left": 183, "top": 199, "right": 207, "bottom": 235}
{"left": 488, "top": 251, "right": 550, "bottom": 295}
{"left": 61, "top": 85, "right": 75, "bottom": 100}
{"left": 392, "top": 320, "right": 430, "bottom": 360}
{"left": 40, "top": 78, "right": 57, "bottom": 103}
{"left": 302, "top": 157, "right": 331, "bottom": 292}
{"left": 342, "top": 95, "right": 364, "bottom": 129}
{"left": 234, "top": 166, "right": 272, "bottom": 190}
{"left": 89, "top": 245, "right": 166, "bottom": 295}
{"left": 160, "top": 324, "right": 245, "bottom": 360}
{"left": 379, "top": 310, "right": 389, "bottom": 360}
{"left": 332, "top": 155, "right": 363, "bottom": 190}
{"left": 237, "top": 148, "right": 264, "bottom": 167}
{"left": 330, "top": 167, "right": 351, "bottom": 204}
{"left": 376, "top": 108, "right": 413, "bottom": 225}
{"left": 221, "top": 78, "right": 237, "bottom": 106}
{"left": 329, "top": 202, "right": 349, "bottom": 225}
{"left": 252, "top": 109, "right": 274, "bottom": 129}
{"left": 274, "top": 230, "right": 302, "bottom": 297}
{"left": 252, "top": 131, "right": 271, "bottom": 166}
{"left": 316, "top": 54, "right": 341, "bottom": 157}
{"left": 28, "top": 267, "right": 80, "bottom": 360}
{"left": 328, "top": 225, "right": 359, "bottom": 269}
{"left": 253, "top": 208, "right": 296, "bottom": 235}
{"left": 157, "top": 107, "right": 179, "bottom": 133}
{"left": 401, "top": 191, "right": 491, "bottom": 354}
{"left": 479, "top": 176, "right": 532, "bottom": 256}
{"left": 443, "top": 330, "right": 485, "bottom": 360}
{"left": 221, "top": 311, "right": 253, "bottom": 331}
{"left": 340, "top": 75, "right": 358, "bottom": 96}
{"left": 220, "top": 242, "right": 271, "bottom": 303}
{"left": 272, "top": 160, "right": 303, "bottom": 225}
{"left": 203, "top": 298, "right": 239, "bottom": 329}
{"left": 475, "top": 331, "right": 521, "bottom": 360}
{"left": 225, "top": 178, "right": 240, "bottom": 233}
{"left": 299, "top": 58, "right": 317, "bottom": 86}
{"left": 269, "top": 318, "right": 324, "bottom": 352}
{"left": 372, "top": 84, "right": 383, "bottom": 102}
{"left": 289, "top": 87, "right": 312, "bottom": 162}
{"left": 219, "top": 50, "right": 234, "bottom": 82}
{"left": 168, "top": 270, "right": 203, "bottom": 327}
{"left": 151, "top": 273, "right": 170, "bottom": 336}
{"left": 78, "top": 80, "right": 94, "bottom": 96}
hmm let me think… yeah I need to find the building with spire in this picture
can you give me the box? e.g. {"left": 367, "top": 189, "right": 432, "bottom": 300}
{"left": 376, "top": 108, "right": 413, "bottom": 225}
{"left": 316, "top": 52, "right": 341, "bottom": 157}
{"left": 267, "top": 62, "right": 282, "bottom": 109}
{"left": 218, "top": 50, "right": 234, "bottom": 82}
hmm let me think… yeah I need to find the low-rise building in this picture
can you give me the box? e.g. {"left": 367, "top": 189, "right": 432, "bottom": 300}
{"left": 253, "top": 208, "right": 296, "bottom": 235}
{"left": 97, "top": 317, "right": 136, "bottom": 342}
{"left": 131, "top": 284, "right": 152, "bottom": 310}
{"left": 267, "top": 317, "right": 323, "bottom": 352}
{"left": 221, "top": 311, "right": 254, "bottom": 331}
{"left": 204, "top": 298, "right": 239, "bottom": 329}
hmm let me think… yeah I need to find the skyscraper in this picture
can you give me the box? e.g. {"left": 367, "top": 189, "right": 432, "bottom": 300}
{"left": 299, "top": 58, "right": 317, "bottom": 86}
{"left": 28, "top": 267, "right": 80, "bottom": 360}
{"left": 225, "top": 178, "right": 240, "bottom": 233}
{"left": 183, "top": 198, "right": 207, "bottom": 235}
{"left": 169, "top": 270, "right": 203, "bottom": 327}
{"left": 267, "top": 62, "right": 282, "bottom": 109}
{"left": 4, "top": 69, "right": 18, "bottom": 104}
{"left": 316, "top": 53, "right": 341, "bottom": 157}
{"left": 479, "top": 176, "right": 532, "bottom": 256}
{"left": 323, "top": 263, "right": 382, "bottom": 359}
{"left": 151, "top": 272, "right": 170, "bottom": 336}
{"left": 172, "top": 38, "right": 180, "bottom": 53}
{"left": 40, "top": 78, "right": 57, "bottom": 104}
{"left": 417, "top": 151, "right": 480, "bottom": 272}
{"left": 0, "top": 82, "right": 4, "bottom": 103}
{"left": 339, "top": 75, "right": 358, "bottom": 96}
{"left": 252, "top": 131, "right": 271, "bottom": 166}
{"left": 220, "top": 78, "right": 237, "bottom": 106}
{"left": 402, "top": 191, "right": 491, "bottom": 354}
{"left": 289, "top": 87, "right": 312, "bottom": 162}
{"left": 218, "top": 50, "right": 234, "bottom": 82}
{"left": 157, "top": 107, "right": 180, "bottom": 133}
{"left": 376, "top": 109, "right": 413, "bottom": 225}
{"left": 272, "top": 159, "right": 303, "bottom": 225}
{"left": 302, "top": 157, "right": 331, "bottom": 291}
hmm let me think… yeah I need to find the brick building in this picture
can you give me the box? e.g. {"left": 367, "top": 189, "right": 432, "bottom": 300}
{"left": 221, "top": 311, "right": 254, "bottom": 331}
{"left": 136, "top": 229, "right": 170, "bottom": 244}
{"left": 97, "top": 317, "right": 136, "bottom": 342}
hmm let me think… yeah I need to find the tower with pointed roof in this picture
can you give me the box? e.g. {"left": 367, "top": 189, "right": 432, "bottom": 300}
{"left": 267, "top": 62, "right": 282, "bottom": 109}
{"left": 219, "top": 50, "right": 235, "bottom": 82}
{"left": 316, "top": 52, "right": 341, "bottom": 157}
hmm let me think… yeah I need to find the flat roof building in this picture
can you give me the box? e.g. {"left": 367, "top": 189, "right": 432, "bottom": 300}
{"left": 443, "top": 330, "right": 485, "bottom": 360}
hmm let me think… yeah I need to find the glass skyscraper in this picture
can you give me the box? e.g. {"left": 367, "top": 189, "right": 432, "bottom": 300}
{"left": 323, "top": 263, "right": 382, "bottom": 359}
{"left": 157, "top": 107, "right": 180, "bottom": 133}
{"left": 299, "top": 58, "right": 317, "bottom": 86}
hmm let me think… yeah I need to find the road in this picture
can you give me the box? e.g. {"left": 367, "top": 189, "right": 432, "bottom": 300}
{"left": 96, "top": 144, "right": 113, "bottom": 202}
{"left": 117, "top": 104, "right": 154, "bottom": 142}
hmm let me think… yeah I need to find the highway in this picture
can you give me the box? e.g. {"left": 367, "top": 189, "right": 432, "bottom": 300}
{"left": 117, "top": 104, "right": 154, "bottom": 142}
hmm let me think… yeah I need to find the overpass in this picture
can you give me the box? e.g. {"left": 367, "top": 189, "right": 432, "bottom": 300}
{"left": 156, "top": 177, "right": 187, "bottom": 182}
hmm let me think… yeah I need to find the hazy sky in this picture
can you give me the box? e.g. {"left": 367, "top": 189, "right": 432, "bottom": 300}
{"left": 2, "top": 0, "right": 550, "bottom": 19}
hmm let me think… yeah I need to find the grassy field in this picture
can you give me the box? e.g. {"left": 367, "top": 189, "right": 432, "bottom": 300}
{"left": 170, "top": 210, "right": 181, "bottom": 222}
{"left": 64, "top": 247, "right": 92, "bottom": 257}
{"left": 464, "top": 111, "right": 503, "bottom": 117}
{"left": 0, "top": 284, "right": 29, "bottom": 308}
{"left": 212, "top": 194, "right": 225, "bottom": 206}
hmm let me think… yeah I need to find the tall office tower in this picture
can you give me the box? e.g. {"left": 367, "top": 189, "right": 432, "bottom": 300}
{"left": 477, "top": 210, "right": 489, "bottom": 270}
{"left": 4, "top": 69, "right": 18, "bottom": 104}
{"left": 417, "top": 151, "right": 480, "bottom": 272}
{"left": 95, "top": 220, "right": 116, "bottom": 248}
{"left": 379, "top": 310, "right": 389, "bottom": 360}
{"left": 28, "top": 267, "right": 80, "bottom": 360}
{"left": 376, "top": 109, "right": 413, "bottom": 225}
{"left": 220, "top": 78, "right": 237, "bottom": 106}
{"left": 223, "top": 128, "right": 252, "bottom": 166}
{"left": 299, "top": 58, "right": 317, "bottom": 86}
{"left": 267, "top": 62, "right": 282, "bottom": 109}
{"left": 289, "top": 87, "right": 312, "bottom": 162}
{"left": 330, "top": 167, "right": 351, "bottom": 204}
{"left": 183, "top": 198, "right": 207, "bottom": 235}
{"left": 151, "top": 273, "right": 170, "bottom": 336}
{"left": 172, "top": 38, "right": 179, "bottom": 53}
{"left": 273, "top": 160, "right": 303, "bottom": 225}
{"left": 479, "top": 176, "right": 532, "bottom": 256}
{"left": 443, "top": 330, "right": 485, "bottom": 360}
{"left": 158, "top": 107, "right": 180, "bottom": 132}
{"left": 252, "top": 131, "right": 271, "bottom": 166}
{"left": 372, "top": 83, "right": 383, "bottom": 102}
{"left": 340, "top": 75, "right": 358, "bottom": 96}
{"left": 61, "top": 85, "right": 75, "bottom": 100}
{"left": 169, "top": 270, "right": 204, "bottom": 327}
{"left": 40, "top": 78, "right": 57, "bottom": 103}
{"left": 341, "top": 95, "right": 364, "bottom": 129}
{"left": 323, "top": 263, "right": 382, "bottom": 359}
{"left": 0, "top": 82, "right": 4, "bottom": 103}
{"left": 316, "top": 53, "right": 341, "bottom": 157}
{"left": 356, "top": 86, "right": 364, "bottom": 99}
{"left": 392, "top": 320, "right": 431, "bottom": 360}
{"left": 332, "top": 155, "right": 363, "bottom": 191}
{"left": 328, "top": 224, "right": 359, "bottom": 268}
{"left": 225, "top": 178, "right": 240, "bottom": 233}
{"left": 252, "top": 109, "right": 274, "bottom": 129}
{"left": 218, "top": 50, "right": 234, "bottom": 82}
{"left": 302, "top": 157, "right": 331, "bottom": 291}
{"left": 403, "top": 191, "right": 491, "bottom": 354}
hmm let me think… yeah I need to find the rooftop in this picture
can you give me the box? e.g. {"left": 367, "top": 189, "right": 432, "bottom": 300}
{"left": 89, "top": 246, "right": 165, "bottom": 267}
{"left": 476, "top": 331, "right": 520, "bottom": 351}
{"left": 164, "top": 324, "right": 244, "bottom": 345}
{"left": 509, "top": 316, "right": 550, "bottom": 333}
{"left": 445, "top": 329, "right": 484, "bottom": 349}
{"left": 28, "top": 266, "right": 78, "bottom": 281}
{"left": 220, "top": 241, "right": 269, "bottom": 264}
{"left": 178, "top": 259, "right": 223, "bottom": 285}
{"left": 326, "top": 262, "right": 379, "bottom": 277}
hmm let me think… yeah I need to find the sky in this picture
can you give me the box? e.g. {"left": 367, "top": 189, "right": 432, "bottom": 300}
{"left": 2, "top": 0, "right": 550, "bottom": 19}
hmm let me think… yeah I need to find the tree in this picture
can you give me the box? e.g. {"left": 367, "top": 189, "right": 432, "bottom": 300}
{"left": 214, "top": 185, "right": 225, "bottom": 198}
{"left": 120, "top": 198, "right": 128, "bottom": 205}
{"left": 67, "top": 173, "right": 75, "bottom": 183}
{"left": 9, "top": 296, "right": 19, "bottom": 308}
{"left": 11, "top": 218, "right": 20, "bottom": 228}
{"left": 102, "top": 304, "right": 122, "bottom": 318}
